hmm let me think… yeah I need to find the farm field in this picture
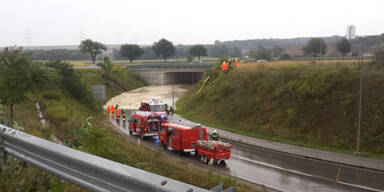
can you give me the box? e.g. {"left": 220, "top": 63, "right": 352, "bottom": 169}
{"left": 239, "top": 59, "right": 373, "bottom": 69}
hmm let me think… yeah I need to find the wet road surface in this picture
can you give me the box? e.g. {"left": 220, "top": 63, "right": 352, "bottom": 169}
{"left": 106, "top": 85, "right": 384, "bottom": 192}
{"left": 227, "top": 142, "right": 384, "bottom": 192}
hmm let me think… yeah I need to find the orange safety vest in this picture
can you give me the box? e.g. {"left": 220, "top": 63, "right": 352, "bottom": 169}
{"left": 116, "top": 109, "right": 121, "bottom": 117}
{"left": 107, "top": 105, "right": 111, "bottom": 113}
{"left": 111, "top": 105, "right": 115, "bottom": 113}
{"left": 234, "top": 59, "right": 238, "bottom": 68}
{"left": 221, "top": 62, "right": 228, "bottom": 71}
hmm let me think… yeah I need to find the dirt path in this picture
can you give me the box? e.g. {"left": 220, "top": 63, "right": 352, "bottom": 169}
{"left": 104, "top": 85, "right": 191, "bottom": 110}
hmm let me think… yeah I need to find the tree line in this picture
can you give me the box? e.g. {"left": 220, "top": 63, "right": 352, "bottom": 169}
{"left": 79, "top": 38, "right": 208, "bottom": 63}
{"left": 22, "top": 34, "right": 384, "bottom": 63}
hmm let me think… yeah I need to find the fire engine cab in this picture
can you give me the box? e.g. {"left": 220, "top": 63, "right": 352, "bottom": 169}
{"left": 128, "top": 111, "right": 164, "bottom": 139}
{"left": 139, "top": 100, "right": 167, "bottom": 120}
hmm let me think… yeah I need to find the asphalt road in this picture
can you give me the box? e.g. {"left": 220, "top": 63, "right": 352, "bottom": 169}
{"left": 106, "top": 85, "right": 384, "bottom": 192}
{"left": 226, "top": 142, "right": 384, "bottom": 192}
{"left": 110, "top": 116, "right": 384, "bottom": 192}
{"left": 168, "top": 116, "right": 384, "bottom": 192}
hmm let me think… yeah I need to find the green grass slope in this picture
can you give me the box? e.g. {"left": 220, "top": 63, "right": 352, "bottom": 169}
{"left": 1, "top": 68, "right": 257, "bottom": 192}
{"left": 177, "top": 64, "right": 384, "bottom": 157}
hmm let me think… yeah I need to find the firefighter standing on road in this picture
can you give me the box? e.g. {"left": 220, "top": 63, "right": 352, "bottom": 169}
{"left": 165, "top": 103, "right": 169, "bottom": 115}
{"left": 211, "top": 130, "right": 219, "bottom": 141}
{"left": 122, "top": 109, "right": 126, "bottom": 125}
{"left": 107, "top": 105, "right": 111, "bottom": 115}
{"left": 116, "top": 108, "right": 121, "bottom": 124}
{"left": 111, "top": 105, "right": 115, "bottom": 118}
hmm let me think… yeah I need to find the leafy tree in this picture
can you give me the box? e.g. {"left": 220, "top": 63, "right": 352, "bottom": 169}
{"left": 189, "top": 45, "right": 207, "bottom": 60}
{"left": 302, "top": 38, "right": 327, "bottom": 63}
{"left": 79, "top": 39, "right": 107, "bottom": 64}
{"left": 0, "top": 104, "right": 5, "bottom": 125}
{"left": 336, "top": 38, "right": 351, "bottom": 57}
{"left": 251, "top": 46, "right": 271, "bottom": 60}
{"left": 45, "top": 60, "right": 95, "bottom": 109}
{"left": 119, "top": 44, "right": 144, "bottom": 63}
{"left": 152, "top": 38, "right": 175, "bottom": 62}
{"left": 0, "top": 47, "right": 49, "bottom": 127}
{"left": 99, "top": 57, "right": 114, "bottom": 77}
{"left": 279, "top": 53, "right": 291, "bottom": 60}
{"left": 270, "top": 46, "right": 284, "bottom": 58}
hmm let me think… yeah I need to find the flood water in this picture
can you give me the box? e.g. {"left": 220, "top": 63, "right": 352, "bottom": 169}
{"left": 104, "top": 85, "right": 190, "bottom": 109}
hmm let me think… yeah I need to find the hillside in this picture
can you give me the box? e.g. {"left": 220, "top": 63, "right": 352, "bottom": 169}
{"left": 1, "top": 66, "right": 257, "bottom": 192}
{"left": 177, "top": 61, "right": 384, "bottom": 157}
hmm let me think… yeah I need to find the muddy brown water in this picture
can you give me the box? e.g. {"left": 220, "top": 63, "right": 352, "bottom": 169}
{"left": 104, "top": 85, "right": 191, "bottom": 110}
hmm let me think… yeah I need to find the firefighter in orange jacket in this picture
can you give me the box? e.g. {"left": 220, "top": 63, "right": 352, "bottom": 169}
{"left": 111, "top": 105, "right": 115, "bottom": 118}
{"left": 221, "top": 62, "right": 228, "bottom": 71}
{"left": 116, "top": 108, "right": 121, "bottom": 124}
{"left": 107, "top": 105, "right": 111, "bottom": 115}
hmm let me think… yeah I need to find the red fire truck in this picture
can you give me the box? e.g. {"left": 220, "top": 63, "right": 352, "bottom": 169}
{"left": 139, "top": 100, "right": 167, "bottom": 120}
{"left": 158, "top": 123, "right": 231, "bottom": 164}
{"left": 128, "top": 111, "right": 164, "bottom": 139}
{"left": 158, "top": 123, "right": 207, "bottom": 153}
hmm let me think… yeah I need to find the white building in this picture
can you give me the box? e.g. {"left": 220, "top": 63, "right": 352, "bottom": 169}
{"left": 346, "top": 25, "right": 356, "bottom": 40}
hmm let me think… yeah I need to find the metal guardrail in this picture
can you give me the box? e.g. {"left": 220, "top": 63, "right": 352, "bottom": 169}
{"left": 0, "top": 124, "right": 235, "bottom": 192}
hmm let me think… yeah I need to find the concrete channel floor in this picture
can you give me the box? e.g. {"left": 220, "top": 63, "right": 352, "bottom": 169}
{"left": 168, "top": 115, "right": 384, "bottom": 172}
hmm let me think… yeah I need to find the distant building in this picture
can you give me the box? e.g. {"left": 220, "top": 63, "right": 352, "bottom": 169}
{"left": 346, "top": 25, "right": 356, "bottom": 40}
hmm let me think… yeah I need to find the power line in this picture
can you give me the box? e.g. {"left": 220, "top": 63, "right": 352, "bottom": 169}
{"left": 25, "top": 28, "right": 31, "bottom": 46}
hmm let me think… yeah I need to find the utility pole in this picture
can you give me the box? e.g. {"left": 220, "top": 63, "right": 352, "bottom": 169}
{"left": 357, "top": 37, "right": 364, "bottom": 153}
{"left": 172, "top": 71, "right": 175, "bottom": 108}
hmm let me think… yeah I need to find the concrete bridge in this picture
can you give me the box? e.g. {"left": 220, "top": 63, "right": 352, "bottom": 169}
{"left": 126, "top": 63, "right": 213, "bottom": 85}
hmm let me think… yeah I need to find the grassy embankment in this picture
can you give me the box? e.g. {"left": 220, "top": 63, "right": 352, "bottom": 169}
{"left": 177, "top": 60, "right": 384, "bottom": 159}
{"left": 1, "top": 66, "right": 258, "bottom": 192}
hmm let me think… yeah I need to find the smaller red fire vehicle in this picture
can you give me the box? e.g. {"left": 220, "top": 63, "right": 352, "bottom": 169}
{"left": 195, "top": 140, "right": 232, "bottom": 164}
{"left": 158, "top": 123, "right": 232, "bottom": 164}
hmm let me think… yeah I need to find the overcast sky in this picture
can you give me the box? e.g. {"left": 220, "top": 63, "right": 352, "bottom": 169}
{"left": 1, "top": 0, "right": 383, "bottom": 46}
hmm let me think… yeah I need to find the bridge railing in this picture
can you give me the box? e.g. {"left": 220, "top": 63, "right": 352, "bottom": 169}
{"left": 0, "top": 124, "right": 235, "bottom": 192}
